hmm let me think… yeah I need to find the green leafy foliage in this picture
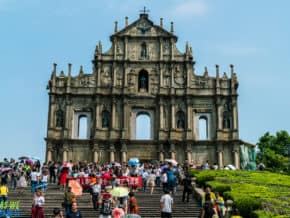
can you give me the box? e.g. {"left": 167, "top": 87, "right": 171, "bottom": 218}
{"left": 191, "top": 170, "right": 290, "bottom": 217}
{"left": 257, "top": 130, "right": 290, "bottom": 172}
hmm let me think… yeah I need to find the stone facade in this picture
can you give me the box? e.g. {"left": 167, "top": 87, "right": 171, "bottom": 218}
{"left": 45, "top": 12, "right": 244, "bottom": 168}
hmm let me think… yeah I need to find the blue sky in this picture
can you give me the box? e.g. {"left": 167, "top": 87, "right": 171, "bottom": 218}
{"left": 0, "top": 0, "right": 289, "bottom": 161}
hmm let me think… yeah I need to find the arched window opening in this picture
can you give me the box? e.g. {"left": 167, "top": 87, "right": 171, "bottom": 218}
{"left": 102, "top": 110, "right": 110, "bottom": 128}
{"left": 136, "top": 113, "right": 151, "bottom": 139}
{"left": 199, "top": 116, "right": 208, "bottom": 140}
{"left": 138, "top": 70, "right": 148, "bottom": 92}
{"left": 141, "top": 42, "right": 147, "bottom": 59}
{"left": 78, "top": 115, "right": 88, "bottom": 139}
{"left": 176, "top": 111, "right": 185, "bottom": 129}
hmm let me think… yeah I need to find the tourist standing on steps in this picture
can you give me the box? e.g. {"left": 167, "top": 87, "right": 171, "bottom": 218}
{"left": 127, "top": 191, "right": 139, "bottom": 215}
{"left": 67, "top": 202, "right": 82, "bottom": 218}
{"left": 182, "top": 173, "right": 193, "bottom": 203}
{"left": 63, "top": 186, "right": 76, "bottom": 216}
{"left": 32, "top": 189, "right": 45, "bottom": 218}
{"left": 52, "top": 207, "right": 64, "bottom": 218}
{"left": 0, "top": 181, "right": 9, "bottom": 202}
{"left": 160, "top": 190, "right": 173, "bottom": 218}
{"left": 90, "top": 179, "right": 101, "bottom": 211}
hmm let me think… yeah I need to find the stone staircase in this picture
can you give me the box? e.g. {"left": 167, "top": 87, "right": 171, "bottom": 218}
{"left": 8, "top": 184, "right": 201, "bottom": 217}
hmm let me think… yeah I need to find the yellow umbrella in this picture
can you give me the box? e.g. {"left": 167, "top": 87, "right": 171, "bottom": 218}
{"left": 110, "top": 187, "right": 129, "bottom": 197}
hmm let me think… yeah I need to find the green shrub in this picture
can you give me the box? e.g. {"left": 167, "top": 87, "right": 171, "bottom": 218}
{"left": 233, "top": 196, "right": 262, "bottom": 217}
{"left": 205, "top": 181, "right": 231, "bottom": 193}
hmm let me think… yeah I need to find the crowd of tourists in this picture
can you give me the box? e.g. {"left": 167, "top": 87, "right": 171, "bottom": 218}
{"left": 0, "top": 157, "right": 243, "bottom": 218}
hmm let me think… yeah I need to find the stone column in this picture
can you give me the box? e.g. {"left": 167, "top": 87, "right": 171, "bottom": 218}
{"left": 159, "top": 144, "right": 164, "bottom": 162}
{"left": 170, "top": 143, "right": 176, "bottom": 160}
{"left": 217, "top": 147, "right": 223, "bottom": 169}
{"left": 159, "top": 103, "right": 164, "bottom": 129}
{"left": 217, "top": 103, "right": 223, "bottom": 130}
{"left": 187, "top": 104, "right": 192, "bottom": 130}
{"left": 186, "top": 144, "right": 192, "bottom": 163}
{"left": 171, "top": 103, "right": 175, "bottom": 129}
{"left": 46, "top": 144, "right": 53, "bottom": 162}
{"left": 233, "top": 148, "right": 240, "bottom": 169}
{"left": 110, "top": 144, "right": 115, "bottom": 162}
{"left": 96, "top": 103, "right": 100, "bottom": 128}
{"left": 112, "top": 98, "right": 116, "bottom": 129}
{"left": 122, "top": 100, "right": 129, "bottom": 138}
{"left": 232, "top": 99, "right": 238, "bottom": 130}
{"left": 121, "top": 143, "right": 127, "bottom": 163}
{"left": 93, "top": 144, "right": 99, "bottom": 163}
{"left": 50, "top": 103, "right": 56, "bottom": 128}
{"left": 124, "top": 37, "right": 128, "bottom": 60}
{"left": 63, "top": 145, "right": 69, "bottom": 162}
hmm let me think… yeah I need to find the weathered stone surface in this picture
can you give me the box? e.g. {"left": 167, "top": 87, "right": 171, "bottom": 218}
{"left": 45, "top": 12, "right": 243, "bottom": 168}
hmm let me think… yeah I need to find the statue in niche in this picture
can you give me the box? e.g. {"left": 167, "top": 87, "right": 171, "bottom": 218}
{"left": 176, "top": 111, "right": 185, "bottom": 129}
{"left": 223, "top": 103, "right": 232, "bottom": 129}
{"left": 56, "top": 109, "right": 64, "bottom": 128}
{"left": 140, "top": 43, "right": 147, "bottom": 59}
{"left": 140, "top": 75, "right": 147, "bottom": 88}
{"left": 102, "top": 110, "right": 110, "bottom": 128}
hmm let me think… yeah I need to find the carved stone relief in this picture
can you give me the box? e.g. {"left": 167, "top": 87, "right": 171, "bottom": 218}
{"left": 127, "top": 69, "right": 136, "bottom": 92}
{"left": 191, "top": 76, "right": 208, "bottom": 88}
{"left": 115, "top": 66, "right": 123, "bottom": 87}
{"left": 174, "top": 66, "right": 185, "bottom": 87}
{"left": 101, "top": 67, "right": 112, "bottom": 86}
{"left": 150, "top": 68, "right": 159, "bottom": 95}
{"left": 79, "top": 76, "right": 96, "bottom": 87}
{"left": 129, "top": 46, "right": 136, "bottom": 60}
{"left": 163, "top": 41, "right": 170, "bottom": 54}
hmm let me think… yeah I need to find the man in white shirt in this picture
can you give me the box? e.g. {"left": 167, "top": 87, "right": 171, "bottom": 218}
{"left": 160, "top": 190, "right": 173, "bottom": 218}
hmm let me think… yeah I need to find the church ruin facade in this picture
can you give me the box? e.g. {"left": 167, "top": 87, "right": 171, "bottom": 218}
{"left": 45, "top": 12, "right": 244, "bottom": 168}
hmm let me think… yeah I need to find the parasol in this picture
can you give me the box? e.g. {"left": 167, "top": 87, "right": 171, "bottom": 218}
{"left": 128, "top": 158, "right": 139, "bottom": 166}
{"left": 165, "top": 159, "right": 178, "bottom": 166}
{"left": 110, "top": 187, "right": 129, "bottom": 197}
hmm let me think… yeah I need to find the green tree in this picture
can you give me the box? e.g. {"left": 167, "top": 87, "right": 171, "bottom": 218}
{"left": 257, "top": 130, "right": 290, "bottom": 172}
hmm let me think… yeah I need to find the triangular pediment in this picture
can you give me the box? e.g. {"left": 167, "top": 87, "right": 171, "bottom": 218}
{"left": 111, "top": 14, "right": 177, "bottom": 40}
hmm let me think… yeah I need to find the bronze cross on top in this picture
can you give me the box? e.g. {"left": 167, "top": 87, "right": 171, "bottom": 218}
{"left": 139, "top": 6, "right": 150, "bottom": 14}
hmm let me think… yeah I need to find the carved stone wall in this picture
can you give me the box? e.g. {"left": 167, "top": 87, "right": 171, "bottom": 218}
{"left": 45, "top": 12, "right": 242, "bottom": 168}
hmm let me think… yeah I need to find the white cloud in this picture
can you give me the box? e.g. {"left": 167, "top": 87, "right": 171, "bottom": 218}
{"left": 171, "top": 0, "right": 208, "bottom": 18}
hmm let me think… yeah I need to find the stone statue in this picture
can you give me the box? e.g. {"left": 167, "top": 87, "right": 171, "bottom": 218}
{"left": 177, "top": 112, "right": 185, "bottom": 128}
{"left": 56, "top": 109, "right": 64, "bottom": 128}
{"left": 140, "top": 74, "right": 147, "bottom": 89}
{"left": 102, "top": 110, "right": 110, "bottom": 128}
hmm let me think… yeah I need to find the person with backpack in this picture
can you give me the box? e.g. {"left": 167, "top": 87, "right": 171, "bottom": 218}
{"left": 99, "top": 187, "right": 113, "bottom": 218}
{"left": 90, "top": 179, "right": 101, "bottom": 211}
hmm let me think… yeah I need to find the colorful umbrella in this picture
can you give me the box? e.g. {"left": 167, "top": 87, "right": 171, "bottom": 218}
{"left": 110, "top": 187, "right": 129, "bottom": 197}
{"left": 1, "top": 167, "right": 12, "bottom": 173}
{"left": 128, "top": 158, "right": 139, "bottom": 166}
{"left": 165, "top": 159, "right": 178, "bottom": 166}
{"left": 18, "top": 156, "right": 29, "bottom": 160}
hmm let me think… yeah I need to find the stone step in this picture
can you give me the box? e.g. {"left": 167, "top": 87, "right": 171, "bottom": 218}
{"left": 7, "top": 184, "right": 201, "bottom": 218}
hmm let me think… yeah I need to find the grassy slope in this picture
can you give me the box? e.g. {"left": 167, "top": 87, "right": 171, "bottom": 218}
{"left": 190, "top": 170, "right": 290, "bottom": 218}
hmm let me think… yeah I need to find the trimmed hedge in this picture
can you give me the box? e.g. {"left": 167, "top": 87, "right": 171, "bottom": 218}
{"left": 190, "top": 170, "right": 290, "bottom": 218}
